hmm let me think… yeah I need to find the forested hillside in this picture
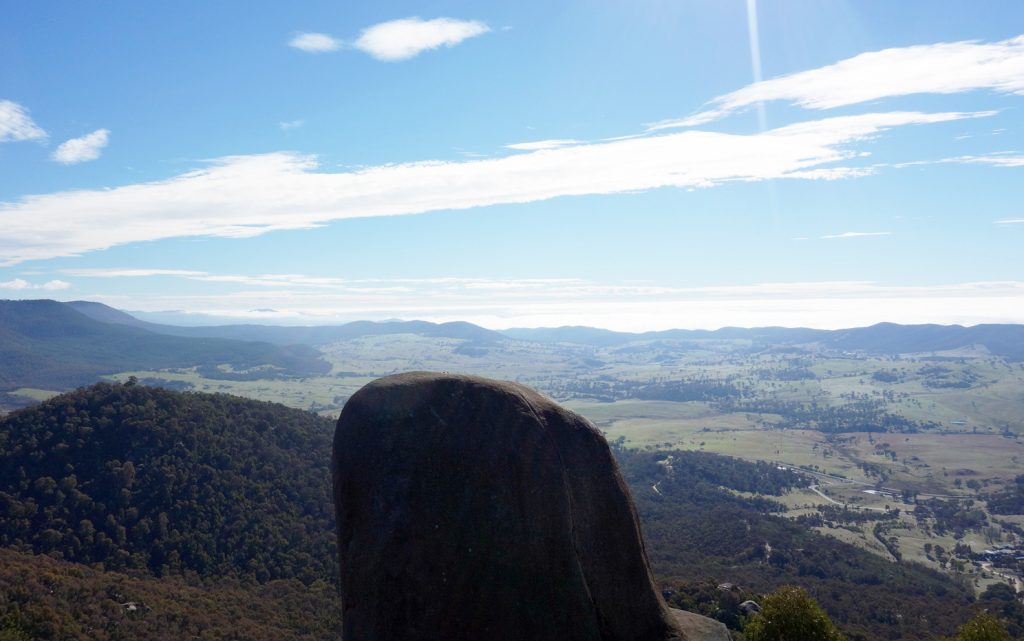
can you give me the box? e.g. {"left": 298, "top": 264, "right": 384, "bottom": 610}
{"left": 0, "top": 300, "right": 330, "bottom": 391}
{"left": 0, "top": 383, "right": 336, "bottom": 583}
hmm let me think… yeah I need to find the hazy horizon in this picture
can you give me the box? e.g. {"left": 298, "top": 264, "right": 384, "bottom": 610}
{"left": 5, "top": 296, "right": 1019, "bottom": 334}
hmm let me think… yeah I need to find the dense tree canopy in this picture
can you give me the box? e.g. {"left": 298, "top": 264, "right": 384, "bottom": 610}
{"left": 0, "top": 383, "right": 336, "bottom": 584}
{"left": 942, "top": 612, "right": 1015, "bottom": 641}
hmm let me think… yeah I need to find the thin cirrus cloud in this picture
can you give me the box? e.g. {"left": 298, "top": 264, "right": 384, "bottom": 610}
{"left": 0, "top": 100, "right": 47, "bottom": 142}
{"left": 894, "top": 152, "right": 1024, "bottom": 169}
{"left": 289, "top": 18, "right": 490, "bottom": 61}
{"left": 505, "top": 139, "right": 585, "bottom": 151}
{"left": 51, "top": 129, "right": 110, "bottom": 164}
{"left": 821, "top": 231, "right": 892, "bottom": 239}
{"left": 952, "top": 153, "right": 1024, "bottom": 168}
{"left": 64, "top": 268, "right": 584, "bottom": 292}
{"left": 0, "top": 109, "right": 990, "bottom": 265}
{"left": 650, "top": 34, "right": 1024, "bottom": 129}
{"left": 996, "top": 218, "right": 1024, "bottom": 225}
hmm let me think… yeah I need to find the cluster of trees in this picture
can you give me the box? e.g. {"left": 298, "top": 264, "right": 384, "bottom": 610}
{"left": 753, "top": 366, "right": 817, "bottom": 381}
{"left": 796, "top": 504, "right": 899, "bottom": 529}
{"left": 0, "top": 547, "right": 340, "bottom": 641}
{"left": 664, "top": 580, "right": 757, "bottom": 631}
{"left": 919, "top": 365, "right": 982, "bottom": 390}
{"left": 872, "top": 369, "right": 905, "bottom": 383}
{"left": 914, "top": 498, "right": 988, "bottom": 537}
{"left": 616, "top": 448, "right": 807, "bottom": 499}
{"left": 548, "top": 376, "right": 739, "bottom": 403}
{"left": 986, "top": 475, "right": 1024, "bottom": 515}
{"left": 0, "top": 383, "right": 337, "bottom": 585}
{"left": 714, "top": 396, "right": 938, "bottom": 433}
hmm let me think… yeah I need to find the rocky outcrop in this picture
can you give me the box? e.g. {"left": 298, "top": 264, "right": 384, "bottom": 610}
{"left": 670, "top": 609, "right": 732, "bottom": 641}
{"left": 333, "top": 371, "right": 687, "bottom": 641}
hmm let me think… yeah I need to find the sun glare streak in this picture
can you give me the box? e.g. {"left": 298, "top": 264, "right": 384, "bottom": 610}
{"left": 745, "top": 0, "right": 767, "bottom": 131}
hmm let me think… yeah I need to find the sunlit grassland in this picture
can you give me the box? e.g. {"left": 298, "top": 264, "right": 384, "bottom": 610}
{"left": 8, "top": 387, "right": 61, "bottom": 402}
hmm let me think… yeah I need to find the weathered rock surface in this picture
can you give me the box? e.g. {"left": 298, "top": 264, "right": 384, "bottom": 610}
{"left": 670, "top": 609, "right": 732, "bottom": 641}
{"left": 333, "top": 371, "right": 687, "bottom": 641}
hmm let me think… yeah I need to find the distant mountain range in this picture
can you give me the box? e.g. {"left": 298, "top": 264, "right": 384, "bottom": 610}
{"left": 66, "top": 300, "right": 505, "bottom": 346}
{"left": 3, "top": 298, "right": 1023, "bottom": 394}
{"left": 65, "top": 300, "right": 1024, "bottom": 359}
{"left": 0, "top": 299, "right": 330, "bottom": 391}
{"left": 502, "top": 323, "right": 1024, "bottom": 359}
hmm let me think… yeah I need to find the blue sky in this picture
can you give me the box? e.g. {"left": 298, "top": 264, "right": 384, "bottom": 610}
{"left": 2, "top": 1, "right": 1023, "bottom": 330}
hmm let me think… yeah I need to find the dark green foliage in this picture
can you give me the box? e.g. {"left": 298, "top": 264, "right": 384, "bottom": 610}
{"left": 986, "top": 475, "right": 1024, "bottom": 515}
{"left": 548, "top": 376, "right": 739, "bottom": 403}
{"left": 920, "top": 366, "right": 982, "bottom": 389}
{"left": 942, "top": 611, "right": 1015, "bottom": 641}
{"left": 664, "top": 581, "right": 756, "bottom": 631}
{"left": 978, "top": 584, "right": 1024, "bottom": 638}
{"left": 616, "top": 448, "right": 807, "bottom": 499}
{"left": 0, "top": 547, "right": 341, "bottom": 641}
{"left": 871, "top": 369, "right": 903, "bottom": 383}
{"left": 616, "top": 449, "right": 976, "bottom": 641}
{"left": 744, "top": 586, "right": 846, "bottom": 641}
{"left": 0, "top": 383, "right": 337, "bottom": 584}
{"left": 798, "top": 504, "right": 900, "bottom": 527}
{"left": 715, "top": 396, "right": 937, "bottom": 432}
{"left": 0, "top": 300, "right": 329, "bottom": 392}
{"left": 914, "top": 498, "right": 988, "bottom": 536}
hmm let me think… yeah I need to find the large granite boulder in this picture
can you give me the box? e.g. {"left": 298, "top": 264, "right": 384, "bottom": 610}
{"left": 333, "top": 371, "right": 687, "bottom": 641}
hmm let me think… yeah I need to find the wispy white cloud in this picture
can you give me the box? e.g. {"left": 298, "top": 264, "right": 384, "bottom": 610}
{"left": 0, "top": 100, "right": 47, "bottom": 142}
{"left": 651, "top": 34, "right": 1024, "bottom": 130}
{"left": 69, "top": 278, "right": 1024, "bottom": 330}
{"left": 505, "top": 139, "right": 584, "bottom": 151}
{"left": 0, "top": 109, "right": 989, "bottom": 264}
{"left": 0, "top": 278, "right": 70, "bottom": 290}
{"left": 64, "top": 268, "right": 584, "bottom": 292}
{"left": 894, "top": 151, "right": 1024, "bottom": 169}
{"left": 51, "top": 129, "right": 110, "bottom": 164}
{"left": 65, "top": 268, "right": 208, "bottom": 278}
{"left": 279, "top": 119, "right": 304, "bottom": 131}
{"left": 353, "top": 17, "right": 489, "bottom": 61}
{"left": 952, "top": 153, "right": 1024, "bottom": 168}
{"left": 821, "top": 231, "right": 892, "bottom": 239}
{"left": 996, "top": 218, "right": 1024, "bottom": 225}
{"left": 288, "top": 32, "right": 342, "bottom": 53}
